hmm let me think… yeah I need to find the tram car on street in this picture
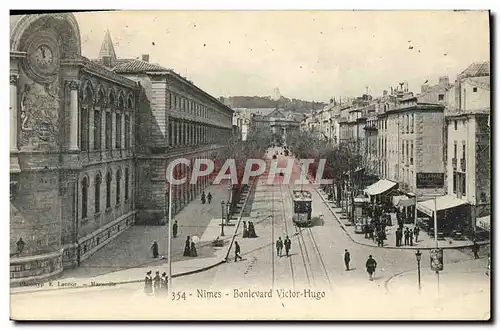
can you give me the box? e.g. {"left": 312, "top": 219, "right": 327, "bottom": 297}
{"left": 292, "top": 189, "right": 313, "bottom": 227}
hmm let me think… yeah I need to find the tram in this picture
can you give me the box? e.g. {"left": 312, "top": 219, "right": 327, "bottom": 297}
{"left": 292, "top": 189, "right": 312, "bottom": 227}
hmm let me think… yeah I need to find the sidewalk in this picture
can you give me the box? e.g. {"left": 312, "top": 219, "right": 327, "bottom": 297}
{"left": 314, "top": 186, "right": 489, "bottom": 250}
{"left": 11, "top": 182, "right": 255, "bottom": 294}
{"left": 60, "top": 183, "right": 233, "bottom": 279}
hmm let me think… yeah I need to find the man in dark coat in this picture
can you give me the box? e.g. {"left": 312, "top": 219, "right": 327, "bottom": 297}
{"left": 207, "top": 192, "right": 212, "bottom": 204}
{"left": 276, "top": 237, "right": 283, "bottom": 257}
{"left": 344, "top": 249, "right": 351, "bottom": 271}
{"left": 151, "top": 241, "right": 159, "bottom": 258}
{"left": 234, "top": 241, "right": 243, "bottom": 262}
{"left": 172, "top": 220, "right": 178, "bottom": 238}
{"left": 183, "top": 236, "right": 191, "bottom": 257}
{"left": 472, "top": 241, "right": 480, "bottom": 259}
{"left": 201, "top": 191, "right": 206, "bottom": 204}
{"left": 365, "top": 255, "right": 377, "bottom": 281}
{"left": 404, "top": 228, "right": 410, "bottom": 246}
{"left": 413, "top": 226, "right": 420, "bottom": 242}
{"left": 284, "top": 236, "right": 292, "bottom": 257}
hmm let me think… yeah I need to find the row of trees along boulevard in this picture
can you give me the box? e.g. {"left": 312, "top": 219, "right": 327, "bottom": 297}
{"left": 216, "top": 126, "right": 274, "bottom": 219}
{"left": 285, "top": 128, "right": 372, "bottom": 223}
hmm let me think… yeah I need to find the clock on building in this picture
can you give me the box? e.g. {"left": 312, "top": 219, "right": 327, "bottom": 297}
{"left": 23, "top": 33, "right": 60, "bottom": 84}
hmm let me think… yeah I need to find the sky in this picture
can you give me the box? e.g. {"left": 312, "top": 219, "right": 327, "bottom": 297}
{"left": 75, "top": 10, "right": 490, "bottom": 103}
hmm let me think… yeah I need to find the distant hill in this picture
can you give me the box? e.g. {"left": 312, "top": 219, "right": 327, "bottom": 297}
{"left": 223, "top": 96, "right": 327, "bottom": 113}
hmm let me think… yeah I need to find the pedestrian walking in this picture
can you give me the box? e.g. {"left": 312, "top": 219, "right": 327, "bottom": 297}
{"left": 409, "top": 229, "right": 413, "bottom": 246}
{"left": 144, "top": 271, "right": 153, "bottom": 295}
{"left": 153, "top": 271, "right": 161, "bottom": 295}
{"left": 472, "top": 241, "right": 480, "bottom": 259}
{"left": 413, "top": 226, "right": 420, "bottom": 242}
{"left": 395, "top": 228, "right": 401, "bottom": 247}
{"left": 207, "top": 192, "right": 212, "bottom": 204}
{"left": 201, "top": 191, "right": 206, "bottom": 204}
{"left": 365, "top": 255, "right": 377, "bottom": 281}
{"left": 344, "top": 249, "right": 351, "bottom": 271}
{"left": 183, "top": 236, "right": 191, "bottom": 257}
{"left": 276, "top": 237, "right": 283, "bottom": 257}
{"left": 151, "top": 240, "right": 159, "bottom": 258}
{"left": 234, "top": 241, "right": 243, "bottom": 262}
{"left": 284, "top": 236, "right": 292, "bottom": 257}
{"left": 172, "top": 220, "right": 178, "bottom": 238}
{"left": 404, "top": 228, "right": 410, "bottom": 246}
{"left": 190, "top": 241, "right": 198, "bottom": 257}
{"left": 161, "top": 272, "right": 169, "bottom": 293}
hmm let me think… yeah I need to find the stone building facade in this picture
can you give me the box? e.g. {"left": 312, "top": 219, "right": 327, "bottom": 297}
{"left": 9, "top": 13, "right": 233, "bottom": 284}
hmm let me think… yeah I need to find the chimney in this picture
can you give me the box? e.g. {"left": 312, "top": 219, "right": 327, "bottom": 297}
{"left": 142, "top": 54, "right": 150, "bottom": 62}
{"left": 383, "top": 90, "right": 388, "bottom": 96}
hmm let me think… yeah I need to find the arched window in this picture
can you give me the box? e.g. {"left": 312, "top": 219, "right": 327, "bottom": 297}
{"left": 81, "top": 176, "right": 89, "bottom": 219}
{"left": 116, "top": 169, "right": 121, "bottom": 204}
{"left": 106, "top": 92, "right": 115, "bottom": 150}
{"left": 95, "top": 173, "right": 102, "bottom": 213}
{"left": 80, "top": 85, "right": 92, "bottom": 151}
{"left": 94, "top": 89, "right": 105, "bottom": 150}
{"left": 106, "top": 171, "right": 112, "bottom": 208}
{"left": 125, "top": 167, "right": 129, "bottom": 201}
{"left": 127, "top": 95, "right": 134, "bottom": 109}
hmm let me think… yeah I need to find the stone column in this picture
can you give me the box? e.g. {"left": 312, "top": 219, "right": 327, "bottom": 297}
{"left": 112, "top": 110, "right": 116, "bottom": 150}
{"left": 10, "top": 75, "right": 19, "bottom": 152}
{"left": 69, "top": 80, "right": 80, "bottom": 151}
{"left": 179, "top": 120, "right": 184, "bottom": 146}
{"left": 88, "top": 107, "right": 94, "bottom": 151}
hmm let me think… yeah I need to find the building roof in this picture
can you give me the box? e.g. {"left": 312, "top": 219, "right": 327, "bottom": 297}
{"left": 99, "top": 29, "right": 117, "bottom": 60}
{"left": 457, "top": 61, "right": 490, "bottom": 80}
{"left": 113, "top": 59, "right": 171, "bottom": 74}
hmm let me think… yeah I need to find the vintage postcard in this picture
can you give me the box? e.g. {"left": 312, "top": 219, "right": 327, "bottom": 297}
{"left": 9, "top": 10, "right": 490, "bottom": 320}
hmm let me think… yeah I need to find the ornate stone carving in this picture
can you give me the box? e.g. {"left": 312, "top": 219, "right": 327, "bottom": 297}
{"left": 69, "top": 80, "right": 80, "bottom": 90}
{"left": 20, "top": 80, "right": 60, "bottom": 149}
{"left": 10, "top": 75, "right": 19, "bottom": 85}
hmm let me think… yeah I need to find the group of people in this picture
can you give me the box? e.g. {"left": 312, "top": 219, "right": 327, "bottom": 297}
{"left": 395, "top": 226, "right": 419, "bottom": 247}
{"left": 201, "top": 191, "right": 212, "bottom": 204}
{"left": 275, "top": 236, "right": 292, "bottom": 257}
{"left": 343, "top": 249, "right": 378, "bottom": 281}
{"left": 150, "top": 220, "right": 180, "bottom": 259}
{"left": 183, "top": 236, "right": 198, "bottom": 257}
{"left": 144, "top": 270, "right": 169, "bottom": 295}
{"left": 242, "top": 221, "right": 257, "bottom": 238}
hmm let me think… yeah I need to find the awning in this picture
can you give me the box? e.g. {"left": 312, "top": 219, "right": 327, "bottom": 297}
{"left": 476, "top": 215, "right": 490, "bottom": 232}
{"left": 392, "top": 195, "right": 415, "bottom": 208}
{"left": 364, "top": 179, "right": 397, "bottom": 196}
{"left": 417, "top": 195, "right": 469, "bottom": 217}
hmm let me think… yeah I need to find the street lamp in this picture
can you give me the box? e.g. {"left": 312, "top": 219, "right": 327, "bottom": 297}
{"left": 220, "top": 201, "right": 225, "bottom": 236}
{"left": 415, "top": 249, "right": 422, "bottom": 293}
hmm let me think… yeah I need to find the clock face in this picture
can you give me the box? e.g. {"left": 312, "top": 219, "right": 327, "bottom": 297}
{"left": 23, "top": 34, "right": 60, "bottom": 84}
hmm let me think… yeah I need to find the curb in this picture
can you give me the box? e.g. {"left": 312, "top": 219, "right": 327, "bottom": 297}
{"left": 314, "top": 186, "right": 488, "bottom": 251}
{"left": 11, "top": 181, "right": 258, "bottom": 297}
{"left": 224, "top": 177, "right": 259, "bottom": 261}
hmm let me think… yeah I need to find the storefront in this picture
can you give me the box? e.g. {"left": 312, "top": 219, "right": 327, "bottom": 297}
{"left": 416, "top": 195, "right": 470, "bottom": 238}
{"left": 475, "top": 215, "right": 490, "bottom": 240}
{"left": 364, "top": 179, "right": 398, "bottom": 207}
{"left": 392, "top": 195, "right": 416, "bottom": 225}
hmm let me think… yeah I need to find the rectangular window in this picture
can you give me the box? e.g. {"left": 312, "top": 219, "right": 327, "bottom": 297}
{"left": 410, "top": 114, "right": 414, "bottom": 133}
{"left": 473, "top": 87, "right": 478, "bottom": 92}
{"left": 402, "top": 141, "right": 404, "bottom": 162}
{"left": 169, "top": 93, "right": 173, "bottom": 109}
{"left": 462, "top": 141, "right": 466, "bottom": 161}
{"left": 454, "top": 120, "right": 457, "bottom": 130}
{"left": 125, "top": 168, "right": 129, "bottom": 201}
{"left": 454, "top": 141, "right": 457, "bottom": 159}
{"left": 105, "top": 112, "right": 112, "bottom": 149}
{"left": 116, "top": 113, "right": 121, "bottom": 149}
{"left": 93, "top": 110, "right": 101, "bottom": 150}
{"left": 438, "top": 94, "right": 444, "bottom": 101}
{"left": 453, "top": 172, "right": 457, "bottom": 194}
{"left": 461, "top": 173, "right": 466, "bottom": 196}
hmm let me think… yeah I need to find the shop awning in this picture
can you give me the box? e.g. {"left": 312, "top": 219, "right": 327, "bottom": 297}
{"left": 364, "top": 179, "right": 397, "bottom": 196}
{"left": 417, "top": 195, "right": 469, "bottom": 217}
{"left": 476, "top": 215, "right": 490, "bottom": 232}
{"left": 392, "top": 195, "right": 415, "bottom": 208}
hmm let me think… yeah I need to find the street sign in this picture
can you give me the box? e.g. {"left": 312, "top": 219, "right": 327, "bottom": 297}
{"left": 430, "top": 248, "right": 444, "bottom": 271}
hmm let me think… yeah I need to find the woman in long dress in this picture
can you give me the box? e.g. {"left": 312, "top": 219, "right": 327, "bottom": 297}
{"left": 183, "top": 236, "right": 191, "bottom": 256}
{"left": 151, "top": 241, "right": 159, "bottom": 258}
{"left": 190, "top": 242, "right": 198, "bottom": 257}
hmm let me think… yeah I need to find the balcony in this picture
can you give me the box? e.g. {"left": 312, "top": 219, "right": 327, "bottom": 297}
{"left": 452, "top": 158, "right": 457, "bottom": 169}
{"left": 460, "top": 158, "right": 466, "bottom": 172}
